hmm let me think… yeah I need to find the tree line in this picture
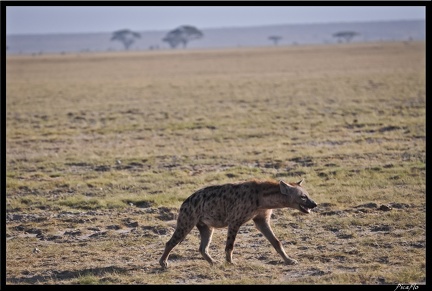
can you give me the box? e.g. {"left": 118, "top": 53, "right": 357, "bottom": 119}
{"left": 111, "top": 25, "right": 361, "bottom": 51}
{"left": 111, "top": 25, "right": 203, "bottom": 51}
{"left": 268, "top": 31, "right": 360, "bottom": 46}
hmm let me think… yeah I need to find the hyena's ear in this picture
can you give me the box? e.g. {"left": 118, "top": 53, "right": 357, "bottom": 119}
{"left": 297, "top": 179, "right": 304, "bottom": 186}
{"left": 280, "top": 180, "right": 294, "bottom": 195}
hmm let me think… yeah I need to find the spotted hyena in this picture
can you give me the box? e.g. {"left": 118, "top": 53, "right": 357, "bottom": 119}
{"left": 159, "top": 178, "right": 317, "bottom": 268}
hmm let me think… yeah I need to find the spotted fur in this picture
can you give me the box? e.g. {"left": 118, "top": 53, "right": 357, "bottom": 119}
{"left": 159, "top": 179, "right": 317, "bottom": 268}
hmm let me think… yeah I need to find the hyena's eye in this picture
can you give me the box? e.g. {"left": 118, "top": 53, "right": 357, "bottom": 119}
{"left": 300, "top": 196, "right": 307, "bottom": 201}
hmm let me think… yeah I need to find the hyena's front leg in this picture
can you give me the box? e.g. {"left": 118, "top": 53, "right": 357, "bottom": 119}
{"left": 196, "top": 222, "right": 216, "bottom": 265}
{"left": 225, "top": 223, "right": 242, "bottom": 264}
{"left": 253, "top": 216, "right": 298, "bottom": 265}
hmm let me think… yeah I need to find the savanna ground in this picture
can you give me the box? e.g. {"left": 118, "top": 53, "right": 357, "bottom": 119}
{"left": 5, "top": 42, "right": 425, "bottom": 285}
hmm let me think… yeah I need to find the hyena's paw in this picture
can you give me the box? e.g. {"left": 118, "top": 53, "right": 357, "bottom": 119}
{"left": 284, "top": 258, "right": 298, "bottom": 265}
{"left": 223, "top": 257, "right": 236, "bottom": 266}
{"left": 224, "top": 260, "right": 236, "bottom": 266}
{"left": 159, "top": 259, "right": 168, "bottom": 269}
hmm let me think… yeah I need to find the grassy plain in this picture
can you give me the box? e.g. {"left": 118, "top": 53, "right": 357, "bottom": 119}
{"left": 5, "top": 42, "right": 425, "bottom": 285}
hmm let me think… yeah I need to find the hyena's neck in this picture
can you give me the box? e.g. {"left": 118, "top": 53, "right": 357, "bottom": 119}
{"left": 255, "top": 180, "right": 293, "bottom": 209}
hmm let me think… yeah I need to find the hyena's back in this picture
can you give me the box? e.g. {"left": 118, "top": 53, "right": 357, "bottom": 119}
{"left": 180, "top": 183, "right": 262, "bottom": 228}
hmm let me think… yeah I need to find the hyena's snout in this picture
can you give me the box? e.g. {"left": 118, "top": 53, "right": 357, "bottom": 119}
{"left": 299, "top": 197, "right": 317, "bottom": 214}
{"left": 308, "top": 199, "right": 318, "bottom": 209}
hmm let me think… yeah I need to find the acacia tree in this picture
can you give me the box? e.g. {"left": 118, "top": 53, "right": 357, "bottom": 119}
{"left": 268, "top": 35, "right": 282, "bottom": 46}
{"left": 162, "top": 25, "right": 203, "bottom": 49}
{"left": 111, "top": 29, "right": 141, "bottom": 50}
{"left": 332, "top": 31, "right": 360, "bottom": 43}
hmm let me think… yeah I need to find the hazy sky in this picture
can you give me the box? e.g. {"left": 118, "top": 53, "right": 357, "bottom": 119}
{"left": 6, "top": 6, "right": 426, "bottom": 35}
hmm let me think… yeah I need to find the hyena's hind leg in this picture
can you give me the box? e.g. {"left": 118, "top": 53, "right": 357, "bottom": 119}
{"left": 196, "top": 222, "right": 216, "bottom": 265}
{"left": 159, "top": 209, "right": 198, "bottom": 269}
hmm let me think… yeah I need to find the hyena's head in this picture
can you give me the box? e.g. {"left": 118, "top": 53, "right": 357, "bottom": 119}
{"left": 279, "top": 179, "right": 317, "bottom": 214}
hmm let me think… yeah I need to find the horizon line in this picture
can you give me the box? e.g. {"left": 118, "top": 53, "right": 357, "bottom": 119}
{"left": 6, "top": 18, "right": 425, "bottom": 37}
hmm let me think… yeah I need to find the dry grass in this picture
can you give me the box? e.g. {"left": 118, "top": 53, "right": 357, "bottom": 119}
{"left": 6, "top": 41, "right": 425, "bottom": 285}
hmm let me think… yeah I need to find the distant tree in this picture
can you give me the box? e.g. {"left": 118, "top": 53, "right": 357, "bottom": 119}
{"left": 332, "top": 31, "right": 360, "bottom": 43}
{"left": 111, "top": 29, "right": 141, "bottom": 50}
{"left": 163, "top": 25, "right": 203, "bottom": 49}
{"left": 268, "top": 35, "right": 282, "bottom": 46}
